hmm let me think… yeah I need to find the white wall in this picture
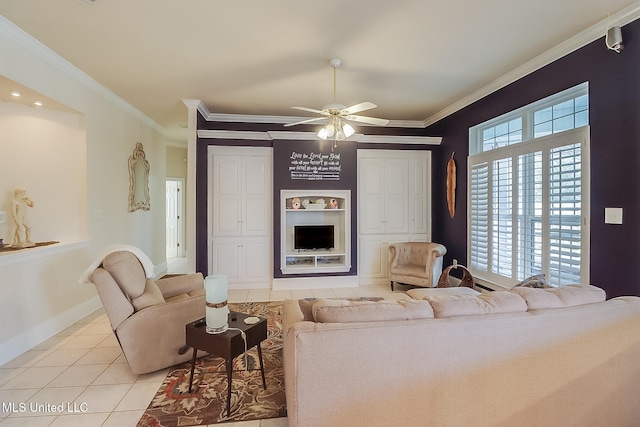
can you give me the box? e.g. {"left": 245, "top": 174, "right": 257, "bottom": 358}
{"left": 0, "top": 102, "right": 86, "bottom": 243}
{"left": 0, "top": 17, "right": 170, "bottom": 364}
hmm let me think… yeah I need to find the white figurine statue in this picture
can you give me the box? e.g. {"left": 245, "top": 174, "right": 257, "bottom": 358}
{"left": 11, "top": 188, "right": 35, "bottom": 248}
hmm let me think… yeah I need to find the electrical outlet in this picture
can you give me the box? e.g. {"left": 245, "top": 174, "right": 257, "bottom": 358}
{"left": 453, "top": 259, "right": 458, "bottom": 267}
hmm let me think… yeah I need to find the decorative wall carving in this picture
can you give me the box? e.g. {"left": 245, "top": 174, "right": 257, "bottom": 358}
{"left": 128, "top": 142, "right": 151, "bottom": 212}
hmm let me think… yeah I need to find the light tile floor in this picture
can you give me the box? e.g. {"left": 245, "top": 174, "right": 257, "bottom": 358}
{"left": 0, "top": 283, "right": 410, "bottom": 427}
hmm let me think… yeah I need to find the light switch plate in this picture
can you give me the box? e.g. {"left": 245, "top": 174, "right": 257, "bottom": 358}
{"left": 0, "top": 211, "right": 6, "bottom": 224}
{"left": 604, "top": 207, "right": 623, "bottom": 224}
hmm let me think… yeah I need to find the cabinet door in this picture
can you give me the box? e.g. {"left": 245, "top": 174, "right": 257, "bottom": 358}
{"left": 383, "top": 159, "right": 409, "bottom": 234}
{"left": 358, "top": 236, "right": 388, "bottom": 280}
{"left": 211, "top": 237, "right": 241, "bottom": 282}
{"left": 242, "top": 156, "right": 271, "bottom": 236}
{"left": 359, "top": 158, "right": 386, "bottom": 234}
{"left": 410, "top": 157, "right": 429, "bottom": 235}
{"left": 242, "top": 237, "right": 271, "bottom": 283}
{"left": 211, "top": 156, "right": 242, "bottom": 236}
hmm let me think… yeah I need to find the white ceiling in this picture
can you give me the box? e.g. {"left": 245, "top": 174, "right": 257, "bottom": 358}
{"left": 0, "top": 0, "right": 637, "bottom": 143}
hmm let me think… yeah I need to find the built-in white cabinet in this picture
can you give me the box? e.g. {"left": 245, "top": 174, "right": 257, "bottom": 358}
{"left": 358, "top": 150, "right": 431, "bottom": 285}
{"left": 358, "top": 158, "right": 410, "bottom": 235}
{"left": 208, "top": 147, "right": 272, "bottom": 288}
{"left": 280, "top": 190, "right": 351, "bottom": 275}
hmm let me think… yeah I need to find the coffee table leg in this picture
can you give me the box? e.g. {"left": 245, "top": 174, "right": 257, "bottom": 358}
{"left": 256, "top": 343, "right": 266, "bottom": 389}
{"left": 188, "top": 348, "right": 197, "bottom": 393}
{"left": 226, "top": 358, "right": 232, "bottom": 416}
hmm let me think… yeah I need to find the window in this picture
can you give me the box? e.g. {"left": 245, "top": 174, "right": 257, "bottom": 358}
{"left": 468, "top": 84, "right": 589, "bottom": 288}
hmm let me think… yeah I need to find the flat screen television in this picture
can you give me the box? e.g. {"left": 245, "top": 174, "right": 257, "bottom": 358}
{"left": 294, "top": 225, "right": 335, "bottom": 251}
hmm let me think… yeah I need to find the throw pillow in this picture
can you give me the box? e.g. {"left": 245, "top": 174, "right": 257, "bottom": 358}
{"left": 515, "top": 274, "right": 551, "bottom": 288}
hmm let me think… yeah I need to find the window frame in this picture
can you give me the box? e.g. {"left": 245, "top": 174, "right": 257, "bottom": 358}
{"left": 467, "top": 84, "right": 590, "bottom": 289}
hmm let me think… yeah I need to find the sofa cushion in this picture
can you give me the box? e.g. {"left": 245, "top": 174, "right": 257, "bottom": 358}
{"left": 425, "top": 291, "right": 527, "bottom": 318}
{"left": 407, "top": 286, "right": 480, "bottom": 300}
{"left": 312, "top": 298, "right": 434, "bottom": 323}
{"left": 510, "top": 284, "right": 606, "bottom": 309}
{"left": 297, "top": 297, "right": 384, "bottom": 321}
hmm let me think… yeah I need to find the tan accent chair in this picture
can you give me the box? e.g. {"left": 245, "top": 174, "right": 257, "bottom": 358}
{"left": 388, "top": 242, "right": 447, "bottom": 290}
{"left": 88, "top": 251, "right": 205, "bottom": 374}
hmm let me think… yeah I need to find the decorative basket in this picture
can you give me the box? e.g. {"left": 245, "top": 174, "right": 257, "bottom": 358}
{"left": 302, "top": 199, "right": 326, "bottom": 210}
{"left": 437, "top": 265, "right": 475, "bottom": 289}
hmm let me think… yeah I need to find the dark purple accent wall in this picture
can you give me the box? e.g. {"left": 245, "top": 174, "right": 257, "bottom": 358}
{"left": 425, "top": 20, "right": 640, "bottom": 298}
{"left": 194, "top": 119, "right": 434, "bottom": 277}
{"left": 273, "top": 139, "right": 358, "bottom": 278}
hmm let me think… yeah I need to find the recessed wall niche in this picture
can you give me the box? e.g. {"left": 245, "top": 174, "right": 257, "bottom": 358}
{"left": 0, "top": 92, "right": 87, "bottom": 246}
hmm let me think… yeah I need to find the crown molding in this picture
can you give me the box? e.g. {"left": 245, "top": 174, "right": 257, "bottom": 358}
{"left": 358, "top": 135, "right": 442, "bottom": 145}
{"left": 0, "top": 16, "right": 167, "bottom": 135}
{"left": 196, "top": 129, "right": 441, "bottom": 145}
{"left": 197, "top": 129, "right": 272, "bottom": 140}
{"left": 424, "top": 2, "right": 640, "bottom": 127}
{"left": 203, "top": 109, "right": 425, "bottom": 129}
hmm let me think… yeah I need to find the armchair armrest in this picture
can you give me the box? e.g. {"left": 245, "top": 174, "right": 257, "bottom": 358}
{"left": 116, "top": 293, "right": 205, "bottom": 374}
{"left": 156, "top": 273, "right": 204, "bottom": 300}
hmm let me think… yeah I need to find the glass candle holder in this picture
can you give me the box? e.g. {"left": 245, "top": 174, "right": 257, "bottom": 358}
{"left": 205, "top": 274, "right": 229, "bottom": 334}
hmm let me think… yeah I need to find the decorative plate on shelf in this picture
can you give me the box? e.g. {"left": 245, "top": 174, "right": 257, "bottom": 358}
{"left": 302, "top": 198, "right": 326, "bottom": 210}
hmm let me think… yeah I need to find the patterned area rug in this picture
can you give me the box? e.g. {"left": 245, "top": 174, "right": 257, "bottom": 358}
{"left": 137, "top": 301, "right": 286, "bottom": 427}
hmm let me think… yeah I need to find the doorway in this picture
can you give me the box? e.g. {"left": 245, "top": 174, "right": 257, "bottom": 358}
{"left": 166, "top": 178, "right": 185, "bottom": 261}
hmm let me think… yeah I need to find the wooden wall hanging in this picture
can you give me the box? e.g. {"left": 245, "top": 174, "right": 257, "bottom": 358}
{"left": 447, "top": 152, "right": 456, "bottom": 218}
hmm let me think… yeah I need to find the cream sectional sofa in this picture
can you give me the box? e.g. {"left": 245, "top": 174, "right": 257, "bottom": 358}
{"left": 282, "top": 285, "right": 640, "bottom": 427}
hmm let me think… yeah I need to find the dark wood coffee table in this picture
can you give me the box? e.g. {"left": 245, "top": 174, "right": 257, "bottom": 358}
{"left": 184, "top": 311, "right": 267, "bottom": 415}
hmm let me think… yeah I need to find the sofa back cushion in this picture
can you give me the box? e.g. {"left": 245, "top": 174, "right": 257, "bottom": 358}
{"left": 425, "top": 291, "right": 528, "bottom": 318}
{"left": 510, "top": 284, "right": 606, "bottom": 309}
{"left": 312, "top": 298, "right": 434, "bottom": 323}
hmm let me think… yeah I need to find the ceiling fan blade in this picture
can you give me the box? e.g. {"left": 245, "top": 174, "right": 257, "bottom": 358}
{"left": 291, "top": 106, "right": 329, "bottom": 116}
{"left": 284, "top": 116, "right": 327, "bottom": 127}
{"left": 345, "top": 114, "right": 390, "bottom": 126}
{"left": 341, "top": 101, "right": 377, "bottom": 115}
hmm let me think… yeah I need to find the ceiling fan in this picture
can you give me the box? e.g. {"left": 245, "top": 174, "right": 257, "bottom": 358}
{"left": 285, "top": 58, "right": 389, "bottom": 142}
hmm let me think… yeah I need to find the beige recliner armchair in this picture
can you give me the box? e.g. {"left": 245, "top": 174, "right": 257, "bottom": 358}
{"left": 388, "top": 242, "right": 447, "bottom": 290}
{"left": 88, "top": 251, "right": 205, "bottom": 374}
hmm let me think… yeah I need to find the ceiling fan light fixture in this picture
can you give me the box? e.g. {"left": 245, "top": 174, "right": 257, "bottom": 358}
{"left": 342, "top": 122, "right": 355, "bottom": 138}
{"left": 318, "top": 125, "right": 330, "bottom": 139}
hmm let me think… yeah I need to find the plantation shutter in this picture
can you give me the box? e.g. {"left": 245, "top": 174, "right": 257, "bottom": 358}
{"left": 548, "top": 143, "right": 582, "bottom": 285}
{"left": 468, "top": 128, "right": 588, "bottom": 287}
{"left": 469, "top": 163, "right": 489, "bottom": 272}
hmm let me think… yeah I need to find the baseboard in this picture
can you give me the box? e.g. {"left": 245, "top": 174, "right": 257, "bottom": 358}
{"left": 0, "top": 295, "right": 102, "bottom": 366}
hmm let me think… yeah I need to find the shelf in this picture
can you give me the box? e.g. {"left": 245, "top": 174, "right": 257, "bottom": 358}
{"left": 285, "top": 208, "right": 345, "bottom": 212}
{"left": 281, "top": 189, "right": 351, "bottom": 275}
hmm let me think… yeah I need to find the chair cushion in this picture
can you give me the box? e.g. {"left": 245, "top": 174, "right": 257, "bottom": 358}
{"left": 312, "top": 298, "right": 434, "bottom": 323}
{"left": 510, "top": 284, "right": 606, "bottom": 309}
{"left": 424, "top": 291, "right": 528, "bottom": 318}
{"left": 130, "top": 279, "right": 165, "bottom": 311}
{"left": 102, "top": 251, "right": 147, "bottom": 299}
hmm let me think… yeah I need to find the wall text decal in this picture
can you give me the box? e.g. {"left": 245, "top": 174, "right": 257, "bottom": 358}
{"left": 288, "top": 151, "right": 342, "bottom": 181}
